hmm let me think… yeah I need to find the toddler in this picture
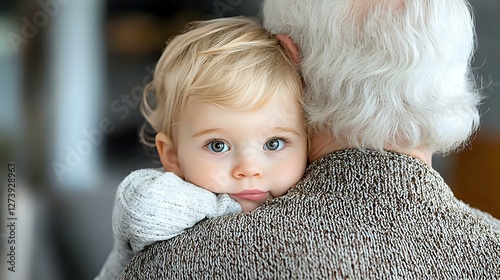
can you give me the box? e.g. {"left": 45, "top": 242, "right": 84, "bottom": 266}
{"left": 96, "top": 17, "right": 307, "bottom": 279}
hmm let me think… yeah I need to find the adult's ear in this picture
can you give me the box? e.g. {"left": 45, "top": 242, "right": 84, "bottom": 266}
{"left": 276, "top": 34, "right": 300, "bottom": 65}
{"left": 156, "top": 132, "right": 183, "bottom": 177}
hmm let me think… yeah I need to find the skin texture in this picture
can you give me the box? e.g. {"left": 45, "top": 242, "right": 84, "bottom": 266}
{"left": 156, "top": 94, "right": 308, "bottom": 211}
{"left": 307, "top": 132, "right": 433, "bottom": 166}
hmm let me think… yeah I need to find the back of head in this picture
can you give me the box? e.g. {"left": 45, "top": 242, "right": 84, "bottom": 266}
{"left": 262, "top": 0, "right": 480, "bottom": 154}
{"left": 140, "top": 17, "right": 302, "bottom": 147}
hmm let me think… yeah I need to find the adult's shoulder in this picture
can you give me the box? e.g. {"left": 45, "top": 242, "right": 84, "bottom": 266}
{"left": 118, "top": 190, "right": 341, "bottom": 279}
{"left": 118, "top": 205, "right": 295, "bottom": 279}
{"left": 119, "top": 214, "right": 238, "bottom": 279}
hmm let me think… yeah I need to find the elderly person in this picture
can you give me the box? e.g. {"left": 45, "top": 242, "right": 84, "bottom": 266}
{"left": 120, "top": 0, "right": 500, "bottom": 278}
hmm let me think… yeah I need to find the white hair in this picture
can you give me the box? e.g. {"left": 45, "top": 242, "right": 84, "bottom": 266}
{"left": 262, "top": 0, "right": 481, "bottom": 154}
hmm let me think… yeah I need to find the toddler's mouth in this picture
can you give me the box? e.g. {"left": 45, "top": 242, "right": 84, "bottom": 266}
{"left": 230, "top": 190, "right": 267, "bottom": 201}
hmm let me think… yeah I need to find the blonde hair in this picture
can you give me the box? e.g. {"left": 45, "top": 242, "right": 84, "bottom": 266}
{"left": 263, "top": 0, "right": 480, "bottom": 155}
{"left": 140, "top": 17, "right": 303, "bottom": 149}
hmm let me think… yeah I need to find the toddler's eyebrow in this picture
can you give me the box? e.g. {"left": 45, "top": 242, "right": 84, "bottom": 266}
{"left": 192, "top": 128, "right": 223, "bottom": 138}
{"left": 272, "top": 127, "right": 301, "bottom": 136}
{"left": 192, "top": 127, "right": 301, "bottom": 138}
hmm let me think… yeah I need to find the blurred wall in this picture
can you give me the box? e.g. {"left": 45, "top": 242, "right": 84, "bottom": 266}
{"left": 434, "top": 0, "right": 500, "bottom": 218}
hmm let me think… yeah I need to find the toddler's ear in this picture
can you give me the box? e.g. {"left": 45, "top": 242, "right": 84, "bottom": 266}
{"left": 155, "top": 132, "right": 183, "bottom": 177}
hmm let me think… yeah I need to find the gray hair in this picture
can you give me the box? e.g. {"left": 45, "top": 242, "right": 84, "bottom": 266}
{"left": 262, "top": 0, "right": 480, "bottom": 154}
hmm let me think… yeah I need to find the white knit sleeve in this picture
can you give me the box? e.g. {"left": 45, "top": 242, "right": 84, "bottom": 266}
{"left": 95, "top": 169, "right": 241, "bottom": 280}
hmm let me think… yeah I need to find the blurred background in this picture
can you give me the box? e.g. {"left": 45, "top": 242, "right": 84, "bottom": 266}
{"left": 0, "top": 0, "right": 498, "bottom": 279}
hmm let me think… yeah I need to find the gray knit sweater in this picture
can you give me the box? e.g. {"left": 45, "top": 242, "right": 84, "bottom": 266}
{"left": 120, "top": 149, "right": 500, "bottom": 279}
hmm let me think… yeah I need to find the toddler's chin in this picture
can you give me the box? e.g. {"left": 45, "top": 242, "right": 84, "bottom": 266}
{"left": 238, "top": 200, "right": 264, "bottom": 212}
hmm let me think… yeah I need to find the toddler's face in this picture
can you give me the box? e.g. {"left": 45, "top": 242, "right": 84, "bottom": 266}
{"left": 174, "top": 94, "right": 307, "bottom": 211}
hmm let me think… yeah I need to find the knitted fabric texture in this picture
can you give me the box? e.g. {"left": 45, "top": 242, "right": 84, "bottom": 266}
{"left": 119, "top": 150, "right": 500, "bottom": 279}
{"left": 95, "top": 170, "right": 241, "bottom": 280}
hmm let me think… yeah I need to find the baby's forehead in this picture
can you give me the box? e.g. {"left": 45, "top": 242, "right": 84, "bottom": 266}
{"left": 178, "top": 96, "right": 305, "bottom": 132}
{"left": 183, "top": 77, "right": 302, "bottom": 112}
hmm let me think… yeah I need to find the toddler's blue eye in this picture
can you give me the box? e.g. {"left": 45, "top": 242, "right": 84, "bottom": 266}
{"left": 264, "top": 138, "right": 286, "bottom": 151}
{"left": 207, "top": 141, "right": 229, "bottom": 153}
